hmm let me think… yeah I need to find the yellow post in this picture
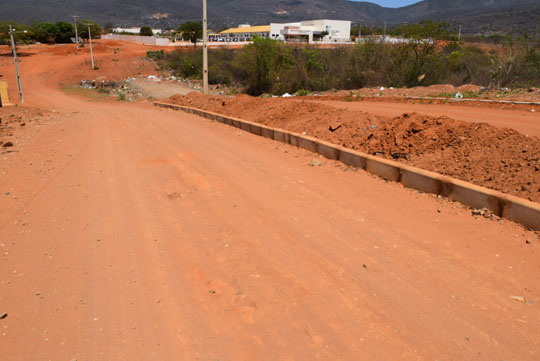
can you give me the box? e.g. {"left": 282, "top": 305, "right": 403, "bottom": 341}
{"left": 0, "top": 79, "right": 13, "bottom": 106}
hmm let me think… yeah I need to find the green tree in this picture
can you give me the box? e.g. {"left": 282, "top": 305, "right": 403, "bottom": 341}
{"left": 77, "top": 20, "right": 101, "bottom": 39}
{"left": 55, "top": 21, "right": 75, "bottom": 43}
{"left": 0, "top": 21, "right": 34, "bottom": 45}
{"left": 140, "top": 26, "right": 153, "bottom": 36}
{"left": 33, "top": 22, "right": 59, "bottom": 43}
{"left": 238, "top": 35, "right": 295, "bottom": 95}
{"left": 396, "top": 20, "right": 452, "bottom": 42}
{"left": 178, "top": 21, "right": 202, "bottom": 47}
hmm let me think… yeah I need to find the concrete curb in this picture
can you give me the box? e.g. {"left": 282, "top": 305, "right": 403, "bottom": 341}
{"left": 154, "top": 101, "right": 540, "bottom": 231}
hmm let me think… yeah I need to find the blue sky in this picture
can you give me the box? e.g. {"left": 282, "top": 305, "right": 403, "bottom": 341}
{"left": 355, "top": 0, "right": 422, "bottom": 8}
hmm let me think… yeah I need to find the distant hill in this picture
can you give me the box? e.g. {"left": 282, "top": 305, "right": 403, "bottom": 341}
{"left": 0, "top": 0, "right": 539, "bottom": 34}
{"left": 386, "top": 0, "right": 540, "bottom": 34}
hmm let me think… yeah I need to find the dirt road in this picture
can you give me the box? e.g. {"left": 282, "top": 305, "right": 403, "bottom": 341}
{"left": 310, "top": 99, "right": 540, "bottom": 138}
{"left": 129, "top": 78, "right": 194, "bottom": 99}
{"left": 1, "top": 43, "right": 539, "bottom": 361}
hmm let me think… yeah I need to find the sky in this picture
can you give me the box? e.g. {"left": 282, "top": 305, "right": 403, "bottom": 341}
{"left": 356, "top": 0, "right": 422, "bottom": 8}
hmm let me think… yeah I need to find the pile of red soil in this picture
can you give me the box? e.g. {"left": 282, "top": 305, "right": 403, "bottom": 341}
{"left": 167, "top": 93, "right": 540, "bottom": 202}
{"left": 171, "top": 93, "right": 386, "bottom": 137}
{"left": 364, "top": 113, "right": 540, "bottom": 201}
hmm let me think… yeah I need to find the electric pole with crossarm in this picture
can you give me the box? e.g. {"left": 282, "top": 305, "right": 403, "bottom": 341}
{"left": 8, "top": 25, "right": 24, "bottom": 106}
{"left": 203, "top": 0, "right": 209, "bottom": 94}
{"left": 70, "top": 15, "right": 80, "bottom": 47}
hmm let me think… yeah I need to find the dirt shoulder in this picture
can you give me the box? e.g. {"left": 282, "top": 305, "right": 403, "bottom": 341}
{"left": 304, "top": 99, "right": 540, "bottom": 138}
{"left": 319, "top": 84, "right": 540, "bottom": 103}
{"left": 1, "top": 107, "right": 51, "bottom": 149}
{"left": 167, "top": 93, "right": 540, "bottom": 203}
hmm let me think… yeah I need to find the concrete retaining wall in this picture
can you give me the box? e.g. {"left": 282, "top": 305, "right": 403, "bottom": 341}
{"left": 101, "top": 34, "right": 251, "bottom": 47}
{"left": 154, "top": 101, "right": 540, "bottom": 231}
{"left": 102, "top": 34, "right": 170, "bottom": 46}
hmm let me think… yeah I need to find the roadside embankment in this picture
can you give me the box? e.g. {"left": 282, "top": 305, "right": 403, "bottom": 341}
{"left": 167, "top": 93, "right": 540, "bottom": 204}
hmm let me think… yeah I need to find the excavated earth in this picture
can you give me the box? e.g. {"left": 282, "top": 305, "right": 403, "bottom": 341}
{"left": 168, "top": 93, "right": 540, "bottom": 203}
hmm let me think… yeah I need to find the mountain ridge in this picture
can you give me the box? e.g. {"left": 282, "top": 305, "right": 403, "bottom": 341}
{"left": 0, "top": 0, "right": 538, "bottom": 34}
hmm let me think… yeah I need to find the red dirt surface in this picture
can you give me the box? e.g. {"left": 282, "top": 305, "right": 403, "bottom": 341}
{"left": 322, "top": 84, "right": 540, "bottom": 102}
{"left": 308, "top": 99, "right": 540, "bottom": 138}
{"left": 168, "top": 93, "right": 540, "bottom": 202}
{"left": 0, "top": 107, "right": 50, "bottom": 146}
{"left": 314, "top": 95, "right": 540, "bottom": 113}
{"left": 0, "top": 40, "right": 539, "bottom": 361}
{"left": 1, "top": 41, "right": 167, "bottom": 90}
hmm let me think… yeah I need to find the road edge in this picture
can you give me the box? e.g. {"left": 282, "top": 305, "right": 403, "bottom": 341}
{"left": 154, "top": 101, "right": 540, "bottom": 231}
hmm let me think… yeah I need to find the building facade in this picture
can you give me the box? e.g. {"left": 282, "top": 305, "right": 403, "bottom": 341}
{"left": 220, "top": 20, "right": 351, "bottom": 43}
{"left": 270, "top": 20, "right": 351, "bottom": 43}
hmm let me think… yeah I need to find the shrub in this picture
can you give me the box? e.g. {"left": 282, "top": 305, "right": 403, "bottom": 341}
{"left": 140, "top": 26, "right": 153, "bottom": 36}
{"left": 158, "top": 35, "right": 540, "bottom": 95}
{"left": 146, "top": 50, "right": 165, "bottom": 60}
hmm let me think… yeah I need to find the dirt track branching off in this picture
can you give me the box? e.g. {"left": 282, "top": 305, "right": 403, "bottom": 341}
{"left": 169, "top": 93, "right": 540, "bottom": 202}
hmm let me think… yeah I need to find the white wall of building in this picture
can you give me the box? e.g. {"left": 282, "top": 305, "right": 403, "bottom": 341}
{"left": 300, "top": 20, "right": 351, "bottom": 42}
{"left": 102, "top": 34, "right": 169, "bottom": 45}
{"left": 270, "top": 22, "right": 300, "bottom": 41}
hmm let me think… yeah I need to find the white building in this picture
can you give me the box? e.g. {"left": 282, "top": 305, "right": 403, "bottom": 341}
{"left": 270, "top": 20, "right": 351, "bottom": 43}
{"left": 113, "top": 27, "right": 162, "bottom": 35}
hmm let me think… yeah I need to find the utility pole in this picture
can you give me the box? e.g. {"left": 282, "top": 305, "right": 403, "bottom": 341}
{"left": 383, "top": 21, "right": 387, "bottom": 38}
{"left": 88, "top": 24, "right": 95, "bottom": 69}
{"left": 8, "top": 25, "right": 24, "bottom": 106}
{"left": 202, "top": 0, "right": 209, "bottom": 94}
{"left": 71, "top": 15, "right": 80, "bottom": 48}
{"left": 458, "top": 25, "right": 462, "bottom": 41}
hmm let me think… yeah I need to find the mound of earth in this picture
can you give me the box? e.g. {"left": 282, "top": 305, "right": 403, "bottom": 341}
{"left": 364, "top": 113, "right": 540, "bottom": 202}
{"left": 167, "top": 93, "right": 540, "bottom": 203}
{"left": 170, "top": 93, "right": 387, "bottom": 144}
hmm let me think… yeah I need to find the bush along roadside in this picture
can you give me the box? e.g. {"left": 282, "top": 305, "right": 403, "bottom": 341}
{"left": 159, "top": 35, "right": 540, "bottom": 96}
